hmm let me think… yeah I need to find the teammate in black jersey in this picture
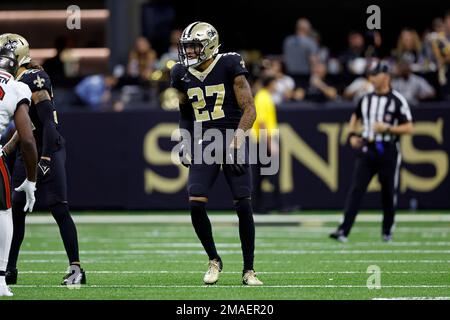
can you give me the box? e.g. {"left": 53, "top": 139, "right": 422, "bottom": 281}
{"left": 0, "top": 34, "right": 85, "bottom": 285}
{"left": 171, "top": 22, "right": 263, "bottom": 285}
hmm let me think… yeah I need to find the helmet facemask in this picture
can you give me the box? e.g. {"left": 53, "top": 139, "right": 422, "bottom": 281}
{"left": 178, "top": 39, "right": 210, "bottom": 68}
{"left": 0, "top": 49, "right": 18, "bottom": 75}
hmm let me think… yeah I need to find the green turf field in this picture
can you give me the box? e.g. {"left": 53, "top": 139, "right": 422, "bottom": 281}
{"left": 3, "top": 211, "right": 450, "bottom": 300}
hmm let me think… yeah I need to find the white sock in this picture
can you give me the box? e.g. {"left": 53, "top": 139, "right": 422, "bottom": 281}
{"left": 0, "top": 276, "right": 6, "bottom": 286}
{"left": 0, "top": 208, "right": 13, "bottom": 277}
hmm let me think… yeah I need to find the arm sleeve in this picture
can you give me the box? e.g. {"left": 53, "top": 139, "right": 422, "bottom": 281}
{"left": 170, "top": 64, "right": 193, "bottom": 140}
{"left": 35, "top": 99, "right": 62, "bottom": 157}
{"left": 179, "top": 102, "right": 193, "bottom": 142}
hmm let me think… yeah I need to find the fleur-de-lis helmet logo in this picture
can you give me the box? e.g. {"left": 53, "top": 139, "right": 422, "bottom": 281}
{"left": 206, "top": 29, "right": 216, "bottom": 39}
{"left": 4, "top": 39, "right": 18, "bottom": 51}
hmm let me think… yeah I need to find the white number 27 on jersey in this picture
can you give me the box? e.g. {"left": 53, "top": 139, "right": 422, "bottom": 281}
{"left": 187, "top": 84, "right": 225, "bottom": 122}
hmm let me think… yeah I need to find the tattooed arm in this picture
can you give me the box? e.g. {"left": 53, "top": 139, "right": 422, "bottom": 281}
{"left": 232, "top": 74, "right": 256, "bottom": 148}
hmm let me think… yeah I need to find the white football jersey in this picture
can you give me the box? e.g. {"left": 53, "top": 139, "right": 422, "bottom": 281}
{"left": 0, "top": 70, "right": 32, "bottom": 138}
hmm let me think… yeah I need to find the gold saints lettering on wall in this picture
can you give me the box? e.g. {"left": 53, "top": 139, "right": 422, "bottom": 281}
{"left": 142, "top": 119, "right": 448, "bottom": 194}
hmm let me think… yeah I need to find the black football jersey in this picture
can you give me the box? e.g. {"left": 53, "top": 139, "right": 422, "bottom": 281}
{"left": 16, "top": 68, "right": 63, "bottom": 151}
{"left": 170, "top": 52, "right": 249, "bottom": 130}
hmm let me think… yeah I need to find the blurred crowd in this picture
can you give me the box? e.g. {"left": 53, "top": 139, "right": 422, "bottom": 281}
{"left": 44, "top": 11, "right": 450, "bottom": 112}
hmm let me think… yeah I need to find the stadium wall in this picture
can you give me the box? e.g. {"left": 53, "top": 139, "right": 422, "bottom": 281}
{"left": 59, "top": 103, "right": 450, "bottom": 210}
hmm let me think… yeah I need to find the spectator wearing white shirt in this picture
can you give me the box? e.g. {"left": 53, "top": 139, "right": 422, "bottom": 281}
{"left": 344, "top": 75, "right": 374, "bottom": 102}
{"left": 391, "top": 60, "right": 436, "bottom": 106}
{"left": 267, "top": 59, "right": 301, "bottom": 105}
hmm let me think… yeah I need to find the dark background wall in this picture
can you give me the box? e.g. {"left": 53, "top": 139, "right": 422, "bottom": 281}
{"left": 163, "top": 0, "right": 449, "bottom": 55}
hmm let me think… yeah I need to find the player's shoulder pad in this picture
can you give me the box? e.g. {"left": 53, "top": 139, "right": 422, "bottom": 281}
{"left": 221, "top": 52, "right": 244, "bottom": 62}
{"left": 170, "top": 62, "right": 187, "bottom": 80}
{"left": 221, "top": 52, "right": 247, "bottom": 70}
{"left": 18, "top": 68, "right": 52, "bottom": 93}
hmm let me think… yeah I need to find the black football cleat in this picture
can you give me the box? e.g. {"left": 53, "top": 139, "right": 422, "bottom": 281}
{"left": 5, "top": 268, "right": 18, "bottom": 285}
{"left": 61, "top": 264, "right": 86, "bottom": 286}
{"left": 329, "top": 229, "right": 348, "bottom": 243}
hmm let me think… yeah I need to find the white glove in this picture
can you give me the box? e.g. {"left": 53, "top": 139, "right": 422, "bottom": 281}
{"left": 15, "top": 179, "right": 37, "bottom": 212}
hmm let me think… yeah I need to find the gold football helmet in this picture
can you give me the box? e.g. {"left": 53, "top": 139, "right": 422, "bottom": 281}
{"left": 0, "top": 33, "right": 31, "bottom": 66}
{"left": 178, "top": 22, "right": 220, "bottom": 68}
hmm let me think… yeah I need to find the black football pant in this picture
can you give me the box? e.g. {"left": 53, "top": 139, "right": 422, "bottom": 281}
{"left": 7, "top": 147, "right": 80, "bottom": 270}
{"left": 339, "top": 142, "right": 401, "bottom": 237}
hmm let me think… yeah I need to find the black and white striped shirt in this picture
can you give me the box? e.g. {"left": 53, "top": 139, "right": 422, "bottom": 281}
{"left": 355, "top": 89, "right": 413, "bottom": 142}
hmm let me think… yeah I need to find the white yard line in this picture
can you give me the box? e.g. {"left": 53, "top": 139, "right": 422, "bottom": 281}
{"left": 18, "top": 249, "right": 450, "bottom": 255}
{"left": 16, "top": 270, "right": 450, "bottom": 274}
{"left": 24, "top": 214, "right": 450, "bottom": 225}
{"left": 17, "top": 259, "right": 450, "bottom": 264}
{"left": 322, "top": 260, "right": 450, "bottom": 263}
{"left": 11, "top": 284, "right": 450, "bottom": 289}
{"left": 123, "top": 241, "right": 450, "bottom": 248}
{"left": 373, "top": 297, "right": 450, "bottom": 300}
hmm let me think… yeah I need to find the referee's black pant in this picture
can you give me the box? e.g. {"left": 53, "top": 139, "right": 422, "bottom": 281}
{"left": 339, "top": 141, "right": 401, "bottom": 237}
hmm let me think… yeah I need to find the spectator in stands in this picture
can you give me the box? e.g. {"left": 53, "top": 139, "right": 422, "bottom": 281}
{"left": 343, "top": 72, "right": 374, "bottom": 102}
{"left": 127, "top": 36, "right": 157, "bottom": 81}
{"left": 283, "top": 18, "right": 319, "bottom": 88}
{"left": 75, "top": 74, "right": 118, "bottom": 111}
{"left": 158, "top": 29, "right": 182, "bottom": 68}
{"left": 339, "top": 31, "right": 367, "bottom": 77}
{"left": 304, "top": 62, "right": 337, "bottom": 102}
{"left": 266, "top": 59, "right": 304, "bottom": 105}
{"left": 439, "top": 11, "right": 450, "bottom": 98}
{"left": 43, "top": 36, "right": 69, "bottom": 86}
{"left": 422, "top": 18, "right": 445, "bottom": 73}
{"left": 392, "top": 29, "right": 426, "bottom": 72}
{"left": 392, "top": 59, "right": 436, "bottom": 106}
{"left": 311, "top": 30, "right": 329, "bottom": 65}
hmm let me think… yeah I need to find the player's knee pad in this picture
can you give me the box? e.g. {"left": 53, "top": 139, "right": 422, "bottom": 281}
{"left": 188, "top": 183, "right": 208, "bottom": 198}
{"left": 231, "top": 185, "right": 252, "bottom": 200}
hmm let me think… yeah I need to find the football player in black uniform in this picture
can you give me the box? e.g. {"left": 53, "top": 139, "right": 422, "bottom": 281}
{"left": 171, "top": 22, "right": 263, "bottom": 285}
{"left": 0, "top": 34, "right": 85, "bottom": 286}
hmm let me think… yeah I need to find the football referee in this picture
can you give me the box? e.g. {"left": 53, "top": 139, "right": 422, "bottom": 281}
{"left": 330, "top": 60, "right": 414, "bottom": 242}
